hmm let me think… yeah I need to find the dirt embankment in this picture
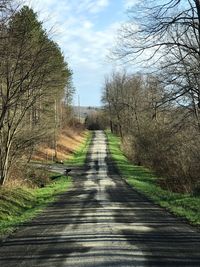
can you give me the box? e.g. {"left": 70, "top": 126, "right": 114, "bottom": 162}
{"left": 32, "top": 128, "right": 87, "bottom": 162}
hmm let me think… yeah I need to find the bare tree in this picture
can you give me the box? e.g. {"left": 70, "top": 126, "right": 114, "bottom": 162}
{"left": 0, "top": 5, "right": 72, "bottom": 185}
{"left": 115, "top": 0, "right": 200, "bottom": 126}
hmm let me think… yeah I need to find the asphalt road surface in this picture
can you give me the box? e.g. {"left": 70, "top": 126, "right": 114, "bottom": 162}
{"left": 0, "top": 130, "right": 200, "bottom": 267}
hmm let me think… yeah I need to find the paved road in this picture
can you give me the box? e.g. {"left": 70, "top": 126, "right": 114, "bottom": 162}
{"left": 0, "top": 130, "right": 200, "bottom": 266}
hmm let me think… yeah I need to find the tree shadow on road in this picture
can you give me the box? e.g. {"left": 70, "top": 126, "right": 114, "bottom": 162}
{"left": 105, "top": 151, "right": 200, "bottom": 266}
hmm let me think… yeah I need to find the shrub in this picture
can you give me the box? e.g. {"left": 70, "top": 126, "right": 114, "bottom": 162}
{"left": 8, "top": 164, "right": 50, "bottom": 188}
{"left": 122, "top": 123, "right": 200, "bottom": 193}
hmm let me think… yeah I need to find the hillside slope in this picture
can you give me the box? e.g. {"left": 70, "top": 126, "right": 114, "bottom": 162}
{"left": 32, "top": 128, "right": 87, "bottom": 162}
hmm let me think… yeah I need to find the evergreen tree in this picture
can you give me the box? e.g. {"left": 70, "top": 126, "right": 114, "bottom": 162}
{"left": 0, "top": 5, "right": 73, "bottom": 185}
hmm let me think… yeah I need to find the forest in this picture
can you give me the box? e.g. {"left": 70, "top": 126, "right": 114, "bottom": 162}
{"left": 101, "top": 0, "right": 200, "bottom": 194}
{"left": 0, "top": 1, "right": 74, "bottom": 186}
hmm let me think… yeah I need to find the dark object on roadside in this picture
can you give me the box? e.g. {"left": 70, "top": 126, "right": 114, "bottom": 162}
{"left": 65, "top": 169, "right": 71, "bottom": 176}
{"left": 193, "top": 185, "right": 200, "bottom": 197}
{"left": 55, "top": 160, "right": 64, "bottom": 164}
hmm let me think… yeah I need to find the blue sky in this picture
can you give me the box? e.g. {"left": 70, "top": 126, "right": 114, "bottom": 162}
{"left": 25, "top": 0, "right": 139, "bottom": 106}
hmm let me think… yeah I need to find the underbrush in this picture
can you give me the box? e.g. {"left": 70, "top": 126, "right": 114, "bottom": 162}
{"left": 8, "top": 165, "right": 51, "bottom": 188}
{"left": 106, "top": 131, "right": 200, "bottom": 226}
{"left": 122, "top": 125, "right": 200, "bottom": 194}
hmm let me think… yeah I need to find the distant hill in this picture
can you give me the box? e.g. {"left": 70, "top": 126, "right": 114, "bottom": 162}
{"left": 73, "top": 106, "right": 101, "bottom": 120}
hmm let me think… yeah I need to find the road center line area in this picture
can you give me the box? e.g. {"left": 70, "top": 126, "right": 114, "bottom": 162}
{"left": 0, "top": 130, "right": 200, "bottom": 267}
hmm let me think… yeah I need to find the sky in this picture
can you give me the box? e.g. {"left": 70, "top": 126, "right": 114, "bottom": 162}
{"left": 25, "top": 0, "right": 139, "bottom": 106}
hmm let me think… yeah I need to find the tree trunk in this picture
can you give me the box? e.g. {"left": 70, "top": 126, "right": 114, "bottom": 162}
{"left": 0, "top": 139, "right": 11, "bottom": 186}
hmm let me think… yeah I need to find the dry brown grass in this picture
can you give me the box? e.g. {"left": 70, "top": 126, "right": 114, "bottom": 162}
{"left": 5, "top": 127, "right": 87, "bottom": 188}
{"left": 32, "top": 127, "right": 87, "bottom": 162}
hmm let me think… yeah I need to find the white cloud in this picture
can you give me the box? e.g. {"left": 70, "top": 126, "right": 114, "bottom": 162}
{"left": 89, "top": 0, "right": 110, "bottom": 13}
{"left": 123, "top": 0, "right": 139, "bottom": 9}
{"left": 77, "top": 0, "right": 110, "bottom": 14}
{"left": 83, "top": 20, "right": 94, "bottom": 29}
{"left": 25, "top": 1, "right": 116, "bottom": 71}
{"left": 23, "top": 0, "right": 122, "bottom": 105}
{"left": 57, "top": 19, "right": 120, "bottom": 71}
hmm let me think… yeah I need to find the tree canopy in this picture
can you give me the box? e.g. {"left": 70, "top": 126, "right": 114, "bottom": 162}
{"left": 0, "top": 3, "right": 74, "bottom": 185}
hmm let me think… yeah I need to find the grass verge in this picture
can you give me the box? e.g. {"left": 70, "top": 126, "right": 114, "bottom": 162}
{"left": 65, "top": 131, "right": 92, "bottom": 166}
{"left": 106, "top": 130, "right": 200, "bottom": 226}
{"left": 0, "top": 175, "right": 71, "bottom": 237}
{"left": 0, "top": 130, "right": 92, "bottom": 237}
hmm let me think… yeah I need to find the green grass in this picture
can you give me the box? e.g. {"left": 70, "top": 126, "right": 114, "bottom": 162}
{"left": 106, "top": 130, "right": 200, "bottom": 226}
{"left": 0, "top": 175, "right": 72, "bottom": 237}
{"left": 65, "top": 131, "right": 92, "bottom": 166}
{"left": 0, "top": 131, "right": 93, "bottom": 237}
